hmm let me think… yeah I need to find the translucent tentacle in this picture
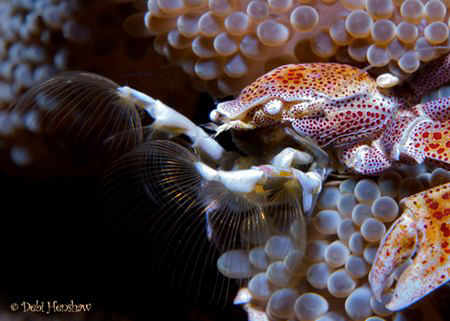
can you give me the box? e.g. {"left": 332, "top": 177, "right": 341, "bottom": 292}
{"left": 103, "top": 139, "right": 311, "bottom": 303}
{"left": 2, "top": 72, "right": 150, "bottom": 177}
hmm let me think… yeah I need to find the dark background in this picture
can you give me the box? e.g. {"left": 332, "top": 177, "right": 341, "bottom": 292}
{"left": 0, "top": 163, "right": 246, "bottom": 321}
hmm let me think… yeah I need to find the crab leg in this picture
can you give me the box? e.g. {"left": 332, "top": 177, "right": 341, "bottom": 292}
{"left": 394, "top": 117, "right": 450, "bottom": 169}
{"left": 195, "top": 162, "right": 323, "bottom": 213}
{"left": 337, "top": 140, "right": 392, "bottom": 175}
{"left": 271, "top": 147, "right": 314, "bottom": 168}
{"left": 369, "top": 182, "right": 450, "bottom": 311}
{"left": 338, "top": 94, "right": 450, "bottom": 175}
{"left": 117, "top": 86, "right": 225, "bottom": 163}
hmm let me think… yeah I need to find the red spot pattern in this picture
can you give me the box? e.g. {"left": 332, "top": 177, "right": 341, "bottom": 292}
{"left": 403, "top": 118, "right": 450, "bottom": 167}
{"left": 236, "top": 63, "right": 372, "bottom": 107}
{"left": 430, "top": 201, "right": 439, "bottom": 210}
{"left": 407, "top": 184, "right": 450, "bottom": 269}
{"left": 434, "top": 211, "right": 448, "bottom": 220}
{"left": 440, "top": 223, "right": 450, "bottom": 237}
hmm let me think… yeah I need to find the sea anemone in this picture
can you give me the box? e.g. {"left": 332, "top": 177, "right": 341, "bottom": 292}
{"left": 217, "top": 164, "right": 450, "bottom": 320}
{"left": 124, "top": 0, "right": 450, "bottom": 96}
{"left": 0, "top": 0, "right": 91, "bottom": 107}
{"left": 0, "top": 0, "right": 200, "bottom": 114}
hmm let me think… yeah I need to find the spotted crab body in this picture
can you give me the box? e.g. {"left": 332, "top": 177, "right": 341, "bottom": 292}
{"left": 214, "top": 63, "right": 398, "bottom": 147}
{"left": 212, "top": 60, "right": 450, "bottom": 175}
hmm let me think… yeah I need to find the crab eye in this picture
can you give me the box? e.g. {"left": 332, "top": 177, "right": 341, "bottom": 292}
{"left": 263, "top": 99, "right": 283, "bottom": 115}
{"left": 210, "top": 109, "right": 224, "bottom": 122}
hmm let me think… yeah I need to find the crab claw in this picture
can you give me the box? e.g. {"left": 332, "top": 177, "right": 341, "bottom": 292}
{"left": 369, "top": 182, "right": 450, "bottom": 311}
{"left": 369, "top": 213, "right": 417, "bottom": 303}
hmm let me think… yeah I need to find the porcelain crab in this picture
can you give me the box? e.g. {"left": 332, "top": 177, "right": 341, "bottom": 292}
{"left": 210, "top": 54, "right": 450, "bottom": 176}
